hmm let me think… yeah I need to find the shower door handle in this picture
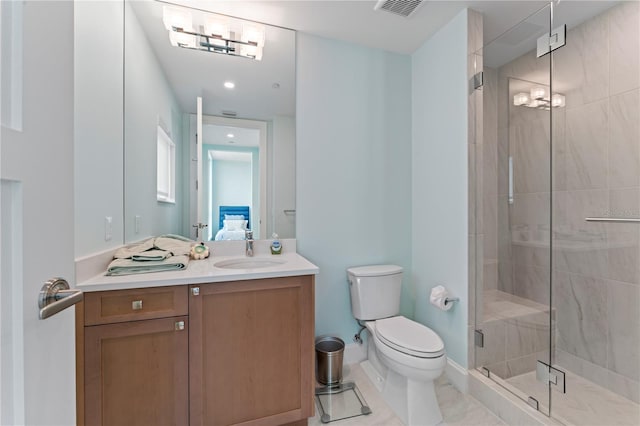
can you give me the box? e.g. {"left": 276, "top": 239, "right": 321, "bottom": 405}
{"left": 508, "top": 156, "right": 514, "bottom": 205}
{"left": 585, "top": 217, "right": 640, "bottom": 223}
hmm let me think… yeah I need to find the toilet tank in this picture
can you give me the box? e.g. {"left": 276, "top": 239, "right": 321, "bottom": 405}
{"left": 347, "top": 265, "right": 403, "bottom": 320}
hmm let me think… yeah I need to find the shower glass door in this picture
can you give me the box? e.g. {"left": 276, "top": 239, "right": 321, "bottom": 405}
{"left": 475, "top": 1, "right": 640, "bottom": 424}
{"left": 473, "top": 3, "right": 553, "bottom": 417}
{"left": 549, "top": 1, "right": 639, "bottom": 424}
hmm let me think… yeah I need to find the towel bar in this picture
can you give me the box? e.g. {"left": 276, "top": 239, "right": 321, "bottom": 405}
{"left": 585, "top": 217, "right": 640, "bottom": 223}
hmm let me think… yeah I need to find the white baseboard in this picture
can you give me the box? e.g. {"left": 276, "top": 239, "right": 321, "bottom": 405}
{"left": 445, "top": 358, "right": 469, "bottom": 394}
{"left": 343, "top": 342, "right": 367, "bottom": 365}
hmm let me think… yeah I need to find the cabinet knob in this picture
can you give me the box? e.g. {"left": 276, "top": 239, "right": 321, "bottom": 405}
{"left": 175, "top": 321, "right": 185, "bottom": 331}
{"left": 191, "top": 287, "right": 200, "bottom": 296}
{"left": 132, "top": 300, "right": 143, "bottom": 310}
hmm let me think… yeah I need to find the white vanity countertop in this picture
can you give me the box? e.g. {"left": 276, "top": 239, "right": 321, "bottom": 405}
{"left": 76, "top": 240, "right": 318, "bottom": 292}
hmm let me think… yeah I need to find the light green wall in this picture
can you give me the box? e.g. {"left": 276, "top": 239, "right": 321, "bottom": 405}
{"left": 297, "top": 34, "right": 413, "bottom": 342}
{"left": 412, "top": 9, "right": 469, "bottom": 367}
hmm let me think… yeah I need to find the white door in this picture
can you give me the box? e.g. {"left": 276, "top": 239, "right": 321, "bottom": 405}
{"left": 196, "top": 96, "right": 204, "bottom": 238}
{"left": 188, "top": 97, "right": 205, "bottom": 240}
{"left": 1, "top": 1, "right": 77, "bottom": 425}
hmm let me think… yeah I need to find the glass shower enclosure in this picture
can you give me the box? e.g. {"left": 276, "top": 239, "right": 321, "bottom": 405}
{"left": 472, "top": 1, "right": 639, "bottom": 424}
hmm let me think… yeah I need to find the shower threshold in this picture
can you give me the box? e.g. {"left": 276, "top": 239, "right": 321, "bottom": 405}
{"left": 506, "top": 368, "right": 640, "bottom": 426}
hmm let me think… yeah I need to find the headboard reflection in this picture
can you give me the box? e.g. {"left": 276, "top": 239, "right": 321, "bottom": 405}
{"left": 218, "top": 206, "right": 251, "bottom": 230}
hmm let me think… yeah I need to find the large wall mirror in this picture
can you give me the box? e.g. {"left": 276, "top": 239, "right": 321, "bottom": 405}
{"left": 124, "top": 0, "right": 295, "bottom": 243}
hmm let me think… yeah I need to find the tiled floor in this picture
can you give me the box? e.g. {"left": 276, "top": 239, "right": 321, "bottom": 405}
{"left": 507, "top": 369, "right": 640, "bottom": 426}
{"left": 309, "top": 363, "right": 505, "bottom": 426}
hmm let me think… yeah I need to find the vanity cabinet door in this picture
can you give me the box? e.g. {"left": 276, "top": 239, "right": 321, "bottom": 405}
{"left": 189, "top": 276, "right": 315, "bottom": 426}
{"left": 84, "top": 316, "right": 189, "bottom": 426}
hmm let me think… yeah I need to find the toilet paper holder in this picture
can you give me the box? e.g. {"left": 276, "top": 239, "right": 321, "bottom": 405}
{"left": 445, "top": 297, "right": 459, "bottom": 305}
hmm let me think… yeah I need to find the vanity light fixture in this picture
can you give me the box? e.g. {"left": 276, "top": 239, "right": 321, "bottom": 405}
{"left": 513, "top": 87, "right": 565, "bottom": 110}
{"left": 163, "top": 6, "right": 266, "bottom": 60}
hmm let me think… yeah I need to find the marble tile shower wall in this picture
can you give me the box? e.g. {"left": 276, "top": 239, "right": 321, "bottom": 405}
{"left": 485, "top": 2, "right": 639, "bottom": 403}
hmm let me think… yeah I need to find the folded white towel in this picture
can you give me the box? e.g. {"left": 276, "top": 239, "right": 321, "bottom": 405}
{"left": 106, "top": 234, "right": 196, "bottom": 276}
{"left": 154, "top": 235, "right": 194, "bottom": 256}
{"left": 131, "top": 249, "right": 171, "bottom": 262}
{"left": 106, "top": 255, "right": 190, "bottom": 276}
{"left": 113, "top": 238, "right": 155, "bottom": 259}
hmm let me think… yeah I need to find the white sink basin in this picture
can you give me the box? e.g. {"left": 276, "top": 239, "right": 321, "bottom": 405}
{"left": 214, "top": 257, "right": 286, "bottom": 270}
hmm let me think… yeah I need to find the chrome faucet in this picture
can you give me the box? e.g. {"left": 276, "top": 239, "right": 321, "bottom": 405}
{"left": 245, "top": 230, "right": 254, "bottom": 257}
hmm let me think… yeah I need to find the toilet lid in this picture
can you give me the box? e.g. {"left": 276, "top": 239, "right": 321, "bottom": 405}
{"left": 375, "top": 316, "right": 444, "bottom": 358}
{"left": 347, "top": 264, "right": 403, "bottom": 277}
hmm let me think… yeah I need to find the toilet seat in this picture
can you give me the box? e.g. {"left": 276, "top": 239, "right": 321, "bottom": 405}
{"left": 375, "top": 316, "right": 444, "bottom": 358}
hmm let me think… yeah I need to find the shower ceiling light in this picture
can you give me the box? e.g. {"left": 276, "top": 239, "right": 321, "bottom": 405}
{"left": 513, "top": 92, "right": 530, "bottom": 106}
{"left": 513, "top": 91, "right": 565, "bottom": 110}
{"left": 163, "top": 6, "right": 265, "bottom": 61}
{"left": 530, "top": 86, "right": 548, "bottom": 100}
{"left": 551, "top": 93, "right": 566, "bottom": 108}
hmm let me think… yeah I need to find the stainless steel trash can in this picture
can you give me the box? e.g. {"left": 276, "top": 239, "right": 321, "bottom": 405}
{"left": 315, "top": 336, "right": 345, "bottom": 386}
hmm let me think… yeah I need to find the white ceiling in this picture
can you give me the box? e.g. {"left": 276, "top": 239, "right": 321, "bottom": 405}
{"left": 137, "top": 0, "right": 620, "bottom": 119}
{"left": 169, "top": 0, "right": 621, "bottom": 54}
{"left": 172, "top": 0, "right": 555, "bottom": 54}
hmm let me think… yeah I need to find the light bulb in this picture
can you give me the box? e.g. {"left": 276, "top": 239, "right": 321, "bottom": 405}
{"left": 551, "top": 93, "right": 566, "bottom": 108}
{"left": 241, "top": 24, "right": 265, "bottom": 47}
{"left": 528, "top": 99, "right": 542, "bottom": 108}
{"left": 163, "top": 6, "right": 192, "bottom": 32}
{"left": 169, "top": 31, "right": 196, "bottom": 48}
{"left": 240, "top": 45, "right": 263, "bottom": 60}
{"left": 513, "top": 92, "right": 530, "bottom": 106}
{"left": 205, "top": 18, "right": 230, "bottom": 39}
{"left": 530, "top": 86, "right": 547, "bottom": 101}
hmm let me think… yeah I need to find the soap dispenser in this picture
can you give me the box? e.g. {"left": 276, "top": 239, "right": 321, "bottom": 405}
{"left": 270, "top": 233, "right": 282, "bottom": 255}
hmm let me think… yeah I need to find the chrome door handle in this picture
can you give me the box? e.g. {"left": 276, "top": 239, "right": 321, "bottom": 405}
{"left": 38, "top": 278, "right": 83, "bottom": 320}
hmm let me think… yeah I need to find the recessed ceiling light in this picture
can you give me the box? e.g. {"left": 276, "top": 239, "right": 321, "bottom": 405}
{"left": 227, "top": 133, "right": 234, "bottom": 138}
{"left": 224, "top": 81, "right": 235, "bottom": 89}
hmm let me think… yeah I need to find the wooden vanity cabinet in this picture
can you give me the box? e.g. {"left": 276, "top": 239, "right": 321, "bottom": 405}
{"left": 78, "top": 276, "right": 315, "bottom": 426}
{"left": 80, "top": 286, "right": 190, "bottom": 426}
{"left": 189, "top": 275, "right": 315, "bottom": 426}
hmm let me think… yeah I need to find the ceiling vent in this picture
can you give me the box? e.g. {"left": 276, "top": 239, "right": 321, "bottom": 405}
{"left": 374, "top": 0, "right": 424, "bottom": 18}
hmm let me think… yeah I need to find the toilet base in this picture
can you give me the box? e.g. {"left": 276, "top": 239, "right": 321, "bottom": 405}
{"left": 360, "top": 359, "right": 443, "bottom": 426}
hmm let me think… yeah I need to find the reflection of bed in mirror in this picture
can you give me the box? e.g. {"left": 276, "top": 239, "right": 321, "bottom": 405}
{"left": 214, "top": 206, "right": 251, "bottom": 241}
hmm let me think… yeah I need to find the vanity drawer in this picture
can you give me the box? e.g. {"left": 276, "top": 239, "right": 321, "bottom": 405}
{"left": 84, "top": 286, "right": 188, "bottom": 326}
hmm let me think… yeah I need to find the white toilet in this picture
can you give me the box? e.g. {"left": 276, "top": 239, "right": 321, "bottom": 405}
{"left": 347, "top": 265, "right": 446, "bottom": 426}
